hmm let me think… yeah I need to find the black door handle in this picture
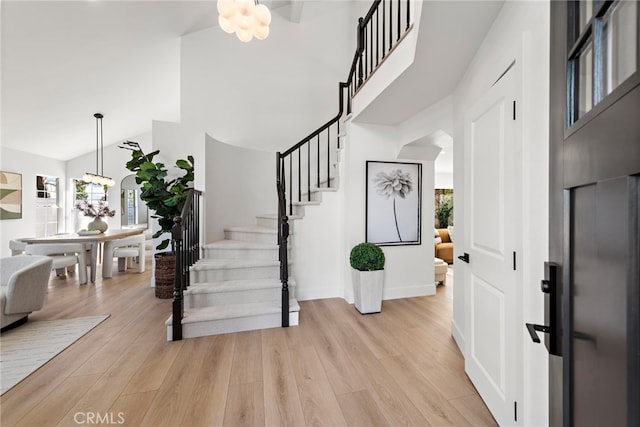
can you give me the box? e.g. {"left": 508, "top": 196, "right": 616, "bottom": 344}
{"left": 526, "top": 323, "right": 550, "bottom": 343}
{"left": 526, "top": 262, "right": 561, "bottom": 356}
{"left": 457, "top": 253, "right": 470, "bottom": 263}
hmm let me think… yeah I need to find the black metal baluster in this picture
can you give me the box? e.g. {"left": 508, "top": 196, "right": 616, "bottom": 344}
{"left": 289, "top": 155, "right": 293, "bottom": 215}
{"left": 327, "top": 126, "right": 331, "bottom": 188}
{"left": 389, "top": 0, "right": 392, "bottom": 49}
{"left": 382, "top": 0, "right": 386, "bottom": 58}
{"left": 357, "top": 17, "right": 364, "bottom": 87}
{"left": 307, "top": 140, "right": 311, "bottom": 202}
{"left": 376, "top": 9, "right": 379, "bottom": 66}
{"left": 317, "top": 134, "right": 320, "bottom": 189}
{"left": 406, "top": 0, "right": 410, "bottom": 30}
{"left": 369, "top": 21, "right": 373, "bottom": 76}
{"left": 397, "top": 0, "right": 400, "bottom": 41}
{"left": 298, "top": 148, "right": 301, "bottom": 203}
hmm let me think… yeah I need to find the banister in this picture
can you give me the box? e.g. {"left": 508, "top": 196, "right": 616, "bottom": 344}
{"left": 171, "top": 188, "right": 202, "bottom": 341}
{"left": 276, "top": 0, "right": 413, "bottom": 328}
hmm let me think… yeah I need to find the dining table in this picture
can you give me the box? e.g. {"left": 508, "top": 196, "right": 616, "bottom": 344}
{"left": 20, "top": 228, "right": 145, "bottom": 283}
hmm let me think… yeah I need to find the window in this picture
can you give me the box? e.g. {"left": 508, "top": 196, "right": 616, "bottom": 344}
{"left": 567, "top": 0, "right": 638, "bottom": 127}
{"left": 72, "top": 179, "right": 108, "bottom": 232}
{"left": 35, "top": 175, "right": 59, "bottom": 237}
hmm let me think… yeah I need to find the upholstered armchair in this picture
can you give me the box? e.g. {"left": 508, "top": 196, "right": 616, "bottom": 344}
{"left": 1, "top": 255, "right": 53, "bottom": 329}
{"left": 435, "top": 228, "right": 454, "bottom": 264}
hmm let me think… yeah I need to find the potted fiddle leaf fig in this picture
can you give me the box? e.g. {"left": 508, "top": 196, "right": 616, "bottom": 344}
{"left": 350, "top": 242, "right": 385, "bottom": 314}
{"left": 120, "top": 141, "right": 194, "bottom": 250}
{"left": 120, "top": 141, "right": 194, "bottom": 299}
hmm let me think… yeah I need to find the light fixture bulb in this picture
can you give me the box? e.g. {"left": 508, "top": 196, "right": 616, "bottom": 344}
{"left": 254, "top": 24, "right": 269, "bottom": 40}
{"left": 218, "top": 15, "right": 236, "bottom": 33}
{"left": 254, "top": 4, "right": 271, "bottom": 26}
{"left": 236, "top": 13, "right": 256, "bottom": 31}
{"left": 236, "top": 28, "right": 254, "bottom": 42}
{"left": 217, "top": 0, "right": 237, "bottom": 18}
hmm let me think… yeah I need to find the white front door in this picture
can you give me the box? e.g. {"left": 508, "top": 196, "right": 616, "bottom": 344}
{"left": 463, "top": 64, "right": 522, "bottom": 425}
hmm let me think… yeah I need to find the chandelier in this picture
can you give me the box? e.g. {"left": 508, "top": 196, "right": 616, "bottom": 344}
{"left": 217, "top": 0, "right": 272, "bottom": 42}
{"left": 83, "top": 113, "right": 115, "bottom": 187}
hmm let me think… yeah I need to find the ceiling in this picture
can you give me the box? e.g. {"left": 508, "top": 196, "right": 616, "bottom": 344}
{"left": 0, "top": 0, "right": 296, "bottom": 161}
{"left": 1, "top": 0, "right": 502, "bottom": 162}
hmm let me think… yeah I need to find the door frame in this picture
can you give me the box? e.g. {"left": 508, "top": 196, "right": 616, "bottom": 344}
{"left": 549, "top": 1, "right": 640, "bottom": 425}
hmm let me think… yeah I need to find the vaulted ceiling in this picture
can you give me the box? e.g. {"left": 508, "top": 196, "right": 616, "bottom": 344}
{"left": 1, "top": 1, "right": 502, "bottom": 163}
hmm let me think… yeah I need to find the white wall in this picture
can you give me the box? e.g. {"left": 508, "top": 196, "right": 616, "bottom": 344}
{"left": 150, "top": 121, "right": 206, "bottom": 252}
{"left": 292, "top": 189, "right": 344, "bottom": 300}
{"left": 180, "top": 1, "right": 360, "bottom": 153}
{"left": 0, "top": 147, "right": 66, "bottom": 258}
{"left": 452, "top": 1, "right": 550, "bottom": 425}
{"left": 204, "top": 134, "right": 275, "bottom": 243}
{"left": 435, "top": 171, "right": 453, "bottom": 189}
{"left": 341, "top": 121, "right": 435, "bottom": 302}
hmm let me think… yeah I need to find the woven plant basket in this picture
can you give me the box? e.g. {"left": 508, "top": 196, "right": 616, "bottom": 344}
{"left": 154, "top": 252, "right": 176, "bottom": 299}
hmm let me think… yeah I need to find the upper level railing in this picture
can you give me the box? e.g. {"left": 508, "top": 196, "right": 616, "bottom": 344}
{"left": 276, "top": 0, "right": 414, "bottom": 327}
{"left": 171, "top": 188, "right": 202, "bottom": 341}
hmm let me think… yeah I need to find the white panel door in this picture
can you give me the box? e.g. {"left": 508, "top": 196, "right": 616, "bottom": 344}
{"left": 463, "top": 65, "right": 521, "bottom": 425}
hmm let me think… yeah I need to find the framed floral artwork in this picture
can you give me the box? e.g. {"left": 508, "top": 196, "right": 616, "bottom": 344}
{"left": 0, "top": 171, "right": 22, "bottom": 220}
{"left": 366, "top": 161, "right": 421, "bottom": 246}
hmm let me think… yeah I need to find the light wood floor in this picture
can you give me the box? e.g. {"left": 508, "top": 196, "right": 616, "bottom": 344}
{"left": 0, "top": 263, "right": 496, "bottom": 426}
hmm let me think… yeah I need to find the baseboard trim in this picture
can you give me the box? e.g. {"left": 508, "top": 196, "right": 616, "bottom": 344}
{"left": 296, "top": 287, "right": 341, "bottom": 301}
{"left": 383, "top": 283, "right": 436, "bottom": 300}
{"left": 451, "top": 319, "right": 465, "bottom": 356}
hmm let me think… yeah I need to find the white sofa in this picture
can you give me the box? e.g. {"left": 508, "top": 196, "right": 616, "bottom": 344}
{"left": 1, "top": 255, "right": 53, "bottom": 329}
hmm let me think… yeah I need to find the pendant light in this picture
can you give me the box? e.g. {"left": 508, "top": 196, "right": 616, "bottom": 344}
{"left": 83, "top": 113, "right": 115, "bottom": 187}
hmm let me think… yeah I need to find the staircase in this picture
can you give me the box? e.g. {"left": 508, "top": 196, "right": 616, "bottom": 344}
{"left": 166, "top": 0, "right": 414, "bottom": 341}
{"left": 165, "top": 216, "right": 300, "bottom": 340}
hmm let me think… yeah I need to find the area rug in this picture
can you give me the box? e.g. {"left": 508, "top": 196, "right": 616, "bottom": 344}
{"left": 0, "top": 314, "right": 110, "bottom": 395}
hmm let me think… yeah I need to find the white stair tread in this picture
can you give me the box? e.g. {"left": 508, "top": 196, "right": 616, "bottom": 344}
{"left": 186, "top": 278, "right": 295, "bottom": 294}
{"left": 292, "top": 200, "right": 321, "bottom": 206}
{"left": 166, "top": 300, "right": 300, "bottom": 325}
{"left": 192, "top": 258, "right": 280, "bottom": 270}
{"left": 203, "top": 239, "right": 278, "bottom": 250}
{"left": 225, "top": 225, "right": 278, "bottom": 234}
{"left": 310, "top": 186, "right": 338, "bottom": 192}
{"left": 256, "top": 213, "right": 303, "bottom": 221}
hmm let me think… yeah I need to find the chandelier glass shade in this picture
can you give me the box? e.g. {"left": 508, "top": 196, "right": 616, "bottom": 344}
{"left": 217, "top": 0, "right": 271, "bottom": 42}
{"left": 83, "top": 113, "right": 115, "bottom": 187}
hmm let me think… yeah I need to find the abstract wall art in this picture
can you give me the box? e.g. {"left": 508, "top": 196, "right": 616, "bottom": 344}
{"left": 0, "top": 171, "right": 22, "bottom": 220}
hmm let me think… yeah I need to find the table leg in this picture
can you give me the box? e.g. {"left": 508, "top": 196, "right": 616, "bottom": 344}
{"left": 102, "top": 241, "right": 114, "bottom": 279}
{"left": 89, "top": 243, "right": 97, "bottom": 283}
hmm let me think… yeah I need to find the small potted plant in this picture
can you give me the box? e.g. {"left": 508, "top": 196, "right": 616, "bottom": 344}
{"left": 350, "top": 242, "right": 385, "bottom": 314}
{"left": 76, "top": 200, "right": 115, "bottom": 233}
{"left": 120, "top": 141, "right": 194, "bottom": 298}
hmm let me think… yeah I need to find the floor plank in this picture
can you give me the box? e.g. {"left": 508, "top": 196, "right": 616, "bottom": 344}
{"left": 0, "top": 264, "right": 497, "bottom": 426}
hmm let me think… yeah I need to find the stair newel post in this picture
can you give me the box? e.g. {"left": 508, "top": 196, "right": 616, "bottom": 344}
{"left": 280, "top": 216, "right": 290, "bottom": 328}
{"left": 276, "top": 152, "right": 290, "bottom": 327}
{"left": 172, "top": 216, "right": 184, "bottom": 341}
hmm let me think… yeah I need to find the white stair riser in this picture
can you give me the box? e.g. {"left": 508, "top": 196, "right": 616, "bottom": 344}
{"left": 256, "top": 216, "right": 278, "bottom": 229}
{"left": 224, "top": 230, "right": 278, "bottom": 245}
{"left": 184, "top": 286, "right": 293, "bottom": 309}
{"left": 166, "top": 311, "right": 299, "bottom": 340}
{"left": 203, "top": 247, "right": 280, "bottom": 261}
{"left": 191, "top": 265, "right": 279, "bottom": 282}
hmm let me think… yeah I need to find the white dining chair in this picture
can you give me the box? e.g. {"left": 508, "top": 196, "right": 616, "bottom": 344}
{"left": 9, "top": 239, "right": 28, "bottom": 256}
{"left": 102, "top": 234, "right": 146, "bottom": 278}
{"left": 24, "top": 243, "right": 89, "bottom": 285}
